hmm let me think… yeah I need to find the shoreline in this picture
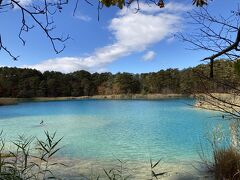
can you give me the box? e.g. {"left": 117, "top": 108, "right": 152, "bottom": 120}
{"left": 50, "top": 157, "right": 213, "bottom": 179}
{"left": 3, "top": 93, "right": 237, "bottom": 113}
{"left": 0, "top": 94, "right": 190, "bottom": 106}
{"left": 194, "top": 93, "right": 240, "bottom": 112}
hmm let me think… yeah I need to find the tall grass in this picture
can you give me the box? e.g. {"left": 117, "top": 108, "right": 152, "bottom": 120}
{"left": 102, "top": 158, "right": 167, "bottom": 180}
{"left": 199, "top": 124, "right": 240, "bottom": 179}
{"left": 214, "top": 147, "right": 240, "bottom": 179}
{"left": 103, "top": 158, "right": 132, "bottom": 180}
{"left": 0, "top": 131, "right": 168, "bottom": 180}
{"left": 0, "top": 98, "right": 19, "bottom": 105}
{"left": 0, "top": 131, "right": 63, "bottom": 180}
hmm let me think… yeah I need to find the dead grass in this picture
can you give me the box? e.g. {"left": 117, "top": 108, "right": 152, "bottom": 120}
{"left": 0, "top": 98, "right": 19, "bottom": 105}
{"left": 213, "top": 147, "right": 240, "bottom": 180}
{"left": 0, "top": 94, "right": 187, "bottom": 106}
{"left": 195, "top": 93, "right": 240, "bottom": 113}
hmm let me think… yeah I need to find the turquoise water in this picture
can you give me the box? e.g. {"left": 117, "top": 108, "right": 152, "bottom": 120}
{"left": 0, "top": 99, "right": 227, "bottom": 163}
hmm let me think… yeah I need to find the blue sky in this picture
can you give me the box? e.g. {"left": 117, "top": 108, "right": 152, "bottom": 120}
{"left": 0, "top": 0, "right": 238, "bottom": 73}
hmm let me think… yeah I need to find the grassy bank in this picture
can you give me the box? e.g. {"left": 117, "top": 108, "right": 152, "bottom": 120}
{"left": 194, "top": 93, "right": 240, "bottom": 112}
{"left": 0, "top": 94, "right": 189, "bottom": 105}
{"left": 0, "top": 98, "right": 22, "bottom": 105}
{"left": 87, "top": 93, "right": 187, "bottom": 100}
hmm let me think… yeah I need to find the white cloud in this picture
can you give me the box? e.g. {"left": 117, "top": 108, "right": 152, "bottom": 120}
{"left": 19, "top": 0, "right": 32, "bottom": 5}
{"left": 142, "top": 51, "right": 156, "bottom": 61}
{"left": 24, "top": 2, "right": 190, "bottom": 73}
{"left": 119, "top": 2, "right": 192, "bottom": 15}
{"left": 13, "top": 0, "right": 64, "bottom": 8}
{"left": 75, "top": 14, "right": 92, "bottom": 22}
{"left": 166, "top": 35, "right": 175, "bottom": 43}
{"left": 11, "top": 0, "right": 43, "bottom": 9}
{"left": 10, "top": 0, "right": 35, "bottom": 6}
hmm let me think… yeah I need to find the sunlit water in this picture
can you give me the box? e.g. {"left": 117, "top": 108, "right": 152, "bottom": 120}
{"left": 0, "top": 99, "right": 227, "bottom": 165}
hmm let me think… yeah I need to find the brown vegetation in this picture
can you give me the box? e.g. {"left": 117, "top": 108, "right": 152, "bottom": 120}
{"left": 213, "top": 147, "right": 240, "bottom": 180}
{"left": 0, "top": 98, "right": 20, "bottom": 105}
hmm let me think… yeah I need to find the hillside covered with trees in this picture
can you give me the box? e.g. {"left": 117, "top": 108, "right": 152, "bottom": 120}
{"left": 0, "top": 59, "right": 239, "bottom": 98}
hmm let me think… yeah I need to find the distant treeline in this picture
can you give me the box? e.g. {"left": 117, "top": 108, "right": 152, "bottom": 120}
{"left": 0, "top": 60, "right": 239, "bottom": 98}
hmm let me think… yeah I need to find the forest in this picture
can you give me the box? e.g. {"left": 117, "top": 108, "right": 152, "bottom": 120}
{"left": 0, "top": 59, "right": 239, "bottom": 98}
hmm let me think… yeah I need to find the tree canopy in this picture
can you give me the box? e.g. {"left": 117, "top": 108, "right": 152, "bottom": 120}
{"left": 0, "top": 59, "right": 239, "bottom": 98}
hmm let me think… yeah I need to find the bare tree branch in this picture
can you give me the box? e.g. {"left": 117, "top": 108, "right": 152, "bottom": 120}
{"left": 178, "top": 7, "right": 240, "bottom": 77}
{"left": 0, "top": 0, "right": 210, "bottom": 60}
{"left": 0, "top": 35, "right": 19, "bottom": 60}
{"left": 0, "top": 0, "right": 71, "bottom": 59}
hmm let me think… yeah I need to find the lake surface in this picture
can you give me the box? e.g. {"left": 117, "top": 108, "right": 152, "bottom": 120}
{"left": 0, "top": 98, "right": 226, "bottom": 164}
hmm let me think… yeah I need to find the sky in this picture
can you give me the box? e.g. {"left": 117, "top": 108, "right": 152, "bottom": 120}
{"left": 0, "top": 0, "right": 238, "bottom": 74}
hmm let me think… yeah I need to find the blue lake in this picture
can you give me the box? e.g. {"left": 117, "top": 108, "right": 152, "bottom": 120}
{"left": 0, "top": 98, "right": 226, "bottom": 164}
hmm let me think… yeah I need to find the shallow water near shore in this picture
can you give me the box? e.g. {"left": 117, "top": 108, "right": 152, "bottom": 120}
{"left": 0, "top": 98, "right": 227, "bottom": 178}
